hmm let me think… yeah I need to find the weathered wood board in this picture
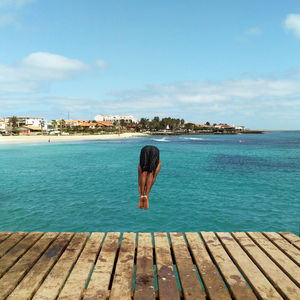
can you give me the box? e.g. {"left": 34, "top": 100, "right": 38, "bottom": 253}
{"left": 0, "top": 231, "right": 298, "bottom": 300}
{"left": 134, "top": 233, "right": 155, "bottom": 300}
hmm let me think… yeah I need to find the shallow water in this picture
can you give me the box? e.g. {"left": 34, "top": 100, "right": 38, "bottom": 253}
{"left": 0, "top": 132, "right": 299, "bottom": 234}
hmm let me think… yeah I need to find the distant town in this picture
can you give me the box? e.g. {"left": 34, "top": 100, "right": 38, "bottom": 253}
{"left": 0, "top": 114, "right": 263, "bottom": 136}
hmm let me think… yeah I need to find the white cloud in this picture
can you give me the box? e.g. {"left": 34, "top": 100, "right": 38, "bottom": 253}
{"left": 246, "top": 27, "right": 262, "bottom": 36}
{"left": 1, "top": 65, "right": 300, "bottom": 107}
{"left": 94, "top": 73, "right": 300, "bottom": 126}
{"left": 0, "top": 13, "right": 17, "bottom": 27}
{"left": 235, "top": 27, "right": 262, "bottom": 43}
{"left": 22, "top": 52, "right": 87, "bottom": 71}
{"left": 1, "top": 66, "right": 300, "bottom": 129}
{"left": 0, "top": 0, "right": 36, "bottom": 28}
{"left": 96, "top": 59, "right": 106, "bottom": 68}
{"left": 0, "top": 0, "right": 35, "bottom": 10}
{"left": 109, "top": 77, "right": 297, "bottom": 108}
{"left": 284, "top": 14, "right": 300, "bottom": 38}
{"left": 0, "top": 52, "right": 89, "bottom": 93}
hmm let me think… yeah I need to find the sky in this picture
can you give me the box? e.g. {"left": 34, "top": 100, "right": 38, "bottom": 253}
{"left": 1, "top": 0, "right": 300, "bottom": 129}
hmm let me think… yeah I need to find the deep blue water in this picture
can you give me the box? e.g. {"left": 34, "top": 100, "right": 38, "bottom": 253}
{"left": 0, "top": 132, "right": 299, "bottom": 234}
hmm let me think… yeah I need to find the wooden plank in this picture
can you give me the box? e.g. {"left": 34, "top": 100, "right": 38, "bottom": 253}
{"left": 248, "top": 232, "right": 300, "bottom": 287}
{"left": 0, "top": 232, "right": 43, "bottom": 278}
{"left": 32, "top": 232, "right": 89, "bottom": 300}
{"left": 7, "top": 232, "right": 74, "bottom": 300}
{"left": 0, "top": 232, "right": 28, "bottom": 258}
{"left": 58, "top": 232, "right": 105, "bottom": 300}
{"left": 233, "top": 232, "right": 300, "bottom": 299}
{"left": 169, "top": 232, "right": 205, "bottom": 300}
{"left": 264, "top": 232, "right": 300, "bottom": 266}
{"left": 201, "top": 231, "right": 256, "bottom": 300}
{"left": 0, "top": 232, "right": 12, "bottom": 245}
{"left": 279, "top": 232, "right": 300, "bottom": 251}
{"left": 217, "top": 232, "right": 282, "bottom": 300}
{"left": 185, "top": 232, "right": 231, "bottom": 300}
{"left": 83, "top": 232, "right": 120, "bottom": 300}
{"left": 0, "top": 232, "right": 58, "bottom": 300}
{"left": 110, "top": 232, "right": 136, "bottom": 300}
{"left": 134, "top": 233, "right": 155, "bottom": 300}
{"left": 154, "top": 232, "right": 180, "bottom": 300}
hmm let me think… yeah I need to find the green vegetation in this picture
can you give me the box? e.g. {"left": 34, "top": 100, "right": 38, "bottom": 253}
{"left": 2, "top": 116, "right": 257, "bottom": 136}
{"left": 137, "top": 116, "right": 185, "bottom": 131}
{"left": 8, "top": 116, "right": 18, "bottom": 133}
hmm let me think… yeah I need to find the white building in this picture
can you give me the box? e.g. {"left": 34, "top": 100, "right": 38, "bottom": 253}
{"left": 0, "top": 118, "right": 9, "bottom": 133}
{"left": 0, "top": 117, "right": 48, "bottom": 133}
{"left": 11, "top": 117, "right": 48, "bottom": 130}
{"left": 17, "top": 117, "right": 46, "bottom": 128}
{"left": 234, "top": 125, "right": 245, "bottom": 131}
{"left": 94, "top": 114, "right": 137, "bottom": 123}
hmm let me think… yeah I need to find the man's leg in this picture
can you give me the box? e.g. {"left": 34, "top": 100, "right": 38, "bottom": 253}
{"left": 138, "top": 164, "right": 142, "bottom": 195}
{"left": 144, "top": 172, "right": 154, "bottom": 209}
{"left": 140, "top": 171, "right": 148, "bottom": 195}
{"left": 138, "top": 195, "right": 144, "bottom": 209}
{"left": 138, "top": 171, "right": 148, "bottom": 209}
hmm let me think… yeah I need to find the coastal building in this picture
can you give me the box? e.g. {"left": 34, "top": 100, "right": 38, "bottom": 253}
{"left": 214, "top": 124, "right": 235, "bottom": 130}
{"left": 94, "top": 114, "right": 138, "bottom": 123}
{"left": 0, "top": 118, "right": 9, "bottom": 133}
{"left": 214, "top": 124, "right": 236, "bottom": 133}
{"left": 96, "top": 121, "right": 114, "bottom": 127}
{"left": 55, "top": 120, "right": 114, "bottom": 129}
{"left": 17, "top": 117, "right": 46, "bottom": 128}
{"left": 54, "top": 120, "right": 86, "bottom": 129}
{"left": 80, "top": 121, "right": 114, "bottom": 129}
{"left": 193, "top": 123, "right": 211, "bottom": 129}
{"left": 17, "top": 126, "right": 42, "bottom": 135}
{"left": 0, "top": 117, "right": 46, "bottom": 133}
{"left": 234, "top": 125, "right": 245, "bottom": 131}
{"left": 64, "top": 120, "right": 86, "bottom": 127}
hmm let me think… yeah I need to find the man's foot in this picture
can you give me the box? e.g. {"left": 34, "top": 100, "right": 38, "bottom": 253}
{"left": 143, "top": 195, "right": 149, "bottom": 210}
{"left": 138, "top": 196, "right": 144, "bottom": 209}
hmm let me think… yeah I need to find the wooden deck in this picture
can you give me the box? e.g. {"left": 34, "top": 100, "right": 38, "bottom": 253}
{"left": 0, "top": 231, "right": 299, "bottom": 300}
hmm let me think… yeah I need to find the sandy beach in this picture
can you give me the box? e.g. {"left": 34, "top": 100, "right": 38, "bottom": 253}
{"left": 0, "top": 132, "right": 148, "bottom": 145}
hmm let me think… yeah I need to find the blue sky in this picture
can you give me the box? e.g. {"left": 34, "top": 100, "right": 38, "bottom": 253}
{"left": 1, "top": 0, "right": 300, "bottom": 129}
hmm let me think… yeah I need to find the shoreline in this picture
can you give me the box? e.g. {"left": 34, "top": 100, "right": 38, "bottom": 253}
{"left": 150, "top": 130, "right": 264, "bottom": 135}
{"left": 1, "top": 129, "right": 293, "bottom": 145}
{"left": 0, "top": 132, "right": 148, "bottom": 145}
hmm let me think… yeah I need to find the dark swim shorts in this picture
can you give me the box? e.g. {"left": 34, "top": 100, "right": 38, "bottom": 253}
{"left": 140, "top": 145, "right": 160, "bottom": 175}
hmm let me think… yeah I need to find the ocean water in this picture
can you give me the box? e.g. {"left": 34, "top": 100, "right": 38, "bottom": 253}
{"left": 0, "top": 132, "right": 299, "bottom": 234}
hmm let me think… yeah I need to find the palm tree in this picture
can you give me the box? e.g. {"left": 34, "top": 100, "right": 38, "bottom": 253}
{"left": 184, "top": 123, "right": 194, "bottom": 132}
{"left": 51, "top": 120, "right": 57, "bottom": 130}
{"left": 40, "top": 120, "right": 45, "bottom": 134}
{"left": 60, "top": 119, "right": 66, "bottom": 134}
{"left": 139, "top": 118, "right": 149, "bottom": 130}
{"left": 152, "top": 116, "right": 160, "bottom": 131}
{"left": 120, "top": 119, "right": 126, "bottom": 128}
{"left": 8, "top": 116, "right": 18, "bottom": 133}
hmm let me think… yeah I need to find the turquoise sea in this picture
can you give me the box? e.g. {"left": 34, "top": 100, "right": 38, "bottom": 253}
{"left": 0, "top": 132, "right": 299, "bottom": 234}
